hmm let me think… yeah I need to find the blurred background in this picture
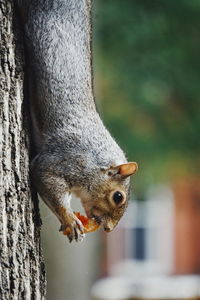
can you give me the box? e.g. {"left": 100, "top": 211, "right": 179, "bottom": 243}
{"left": 41, "top": 1, "right": 200, "bottom": 299}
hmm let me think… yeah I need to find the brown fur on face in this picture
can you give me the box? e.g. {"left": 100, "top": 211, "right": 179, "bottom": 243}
{"left": 78, "top": 174, "right": 131, "bottom": 232}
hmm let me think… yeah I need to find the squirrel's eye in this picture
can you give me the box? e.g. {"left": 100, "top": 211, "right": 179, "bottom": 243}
{"left": 113, "top": 191, "right": 124, "bottom": 205}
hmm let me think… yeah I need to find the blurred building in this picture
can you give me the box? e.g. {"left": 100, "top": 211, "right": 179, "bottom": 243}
{"left": 174, "top": 178, "right": 200, "bottom": 274}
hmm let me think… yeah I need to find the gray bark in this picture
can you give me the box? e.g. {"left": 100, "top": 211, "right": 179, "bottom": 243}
{"left": 0, "top": 0, "right": 46, "bottom": 299}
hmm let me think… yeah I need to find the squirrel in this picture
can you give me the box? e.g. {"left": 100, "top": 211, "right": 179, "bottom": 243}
{"left": 17, "top": 0, "right": 138, "bottom": 242}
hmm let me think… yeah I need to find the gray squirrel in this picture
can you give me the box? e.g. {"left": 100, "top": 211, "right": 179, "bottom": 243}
{"left": 17, "top": 0, "right": 138, "bottom": 242}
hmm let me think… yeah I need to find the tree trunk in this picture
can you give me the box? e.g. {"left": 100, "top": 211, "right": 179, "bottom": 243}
{"left": 0, "top": 0, "right": 46, "bottom": 298}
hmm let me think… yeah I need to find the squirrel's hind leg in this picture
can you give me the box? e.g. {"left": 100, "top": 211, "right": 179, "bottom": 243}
{"left": 31, "top": 155, "right": 85, "bottom": 242}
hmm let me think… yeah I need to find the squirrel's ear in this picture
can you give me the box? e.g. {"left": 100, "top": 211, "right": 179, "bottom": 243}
{"left": 105, "top": 162, "right": 138, "bottom": 177}
{"left": 115, "top": 162, "right": 138, "bottom": 177}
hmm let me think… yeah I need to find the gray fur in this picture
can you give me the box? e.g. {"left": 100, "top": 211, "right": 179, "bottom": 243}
{"left": 18, "top": 0, "right": 135, "bottom": 242}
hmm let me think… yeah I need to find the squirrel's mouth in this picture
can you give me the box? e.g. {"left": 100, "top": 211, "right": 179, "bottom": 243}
{"left": 90, "top": 211, "right": 114, "bottom": 232}
{"left": 74, "top": 212, "right": 101, "bottom": 233}
{"left": 87, "top": 206, "right": 114, "bottom": 232}
{"left": 82, "top": 206, "right": 114, "bottom": 232}
{"left": 91, "top": 214, "right": 112, "bottom": 232}
{"left": 81, "top": 206, "right": 106, "bottom": 230}
{"left": 77, "top": 195, "right": 108, "bottom": 231}
{"left": 91, "top": 214, "right": 102, "bottom": 225}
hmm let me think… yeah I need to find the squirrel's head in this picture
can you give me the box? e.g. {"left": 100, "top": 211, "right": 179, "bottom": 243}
{"left": 76, "top": 162, "right": 138, "bottom": 232}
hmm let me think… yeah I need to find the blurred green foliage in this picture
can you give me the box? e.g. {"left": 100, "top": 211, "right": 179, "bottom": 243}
{"left": 93, "top": 0, "right": 200, "bottom": 195}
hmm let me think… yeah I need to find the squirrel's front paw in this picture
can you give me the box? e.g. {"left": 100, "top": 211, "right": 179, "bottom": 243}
{"left": 60, "top": 213, "right": 85, "bottom": 242}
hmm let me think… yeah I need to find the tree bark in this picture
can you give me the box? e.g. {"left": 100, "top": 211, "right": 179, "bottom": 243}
{"left": 0, "top": 0, "right": 46, "bottom": 298}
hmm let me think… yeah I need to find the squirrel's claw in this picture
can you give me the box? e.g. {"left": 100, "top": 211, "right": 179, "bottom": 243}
{"left": 60, "top": 214, "right": 85, "bottom": 242}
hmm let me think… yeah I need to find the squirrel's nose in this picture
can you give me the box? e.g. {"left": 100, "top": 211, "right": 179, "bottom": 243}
{"left": 104, "top": 226, "right": 111, "bottom": 232}
{"left": 103, "top": 219, "right": 116, "bottom": 232}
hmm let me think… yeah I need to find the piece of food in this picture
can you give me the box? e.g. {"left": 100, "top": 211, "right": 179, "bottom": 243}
{"left": 75, "top": 212, "right": 100, "bottom": 233}
{"left": 62, "top": 212, "right": 100, "bottom": 236}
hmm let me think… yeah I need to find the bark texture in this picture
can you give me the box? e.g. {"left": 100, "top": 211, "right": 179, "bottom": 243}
{"left": 0, "top": 0, "right": 46, "bottom": 298}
